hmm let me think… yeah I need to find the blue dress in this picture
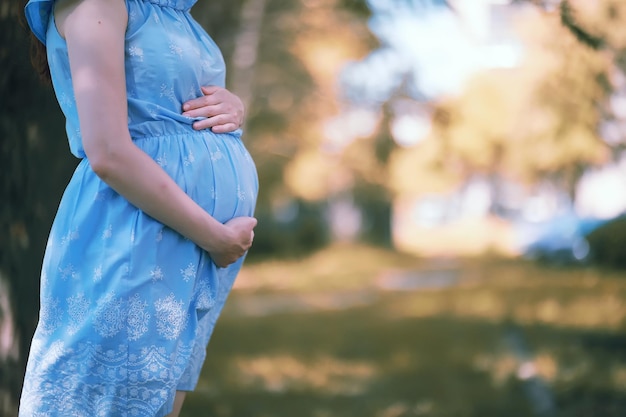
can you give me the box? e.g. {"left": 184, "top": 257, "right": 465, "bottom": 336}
{"left": 20, "top": 0, "right": 258, "bottom": 415}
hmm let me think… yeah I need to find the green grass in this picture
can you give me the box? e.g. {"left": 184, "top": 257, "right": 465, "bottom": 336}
{"left": 181, "top": 244, "right": 626, "bottom": 417}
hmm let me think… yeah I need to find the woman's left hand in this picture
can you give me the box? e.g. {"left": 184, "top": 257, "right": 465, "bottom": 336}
{"left": 182, "top": 86, "right": 244, "bottom": 133}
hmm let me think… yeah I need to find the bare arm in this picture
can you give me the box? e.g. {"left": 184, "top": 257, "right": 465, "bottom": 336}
{"left": 58, "top": 0, "right": 254, "bottom": 266}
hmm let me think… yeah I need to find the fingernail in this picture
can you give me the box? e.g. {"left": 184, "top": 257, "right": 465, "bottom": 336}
{"left": 183, "top": 104, "right": 189, "bottom": 111}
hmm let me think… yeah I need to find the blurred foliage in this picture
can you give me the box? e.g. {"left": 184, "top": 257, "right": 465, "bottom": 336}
{"left": 559, "top": 0, "right": 626, "bottom": 51}
{"left": 244, "top": 0, "right": 375, "bottom": 202}
{"left": 1, "top": 1, "right": 73, "bottom": 413}
{"left": 391, "top": 4, "right": 613, "bottom": 203}
{"left": 232, "top": 0, "right": 383, "bottom": 254}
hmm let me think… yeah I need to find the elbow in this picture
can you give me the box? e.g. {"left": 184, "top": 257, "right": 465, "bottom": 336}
{"left": 89, "top": 155, "right": 114, "bottom": 180}
{"left": 85, "top": 141, "right": 122, "bottom": 181}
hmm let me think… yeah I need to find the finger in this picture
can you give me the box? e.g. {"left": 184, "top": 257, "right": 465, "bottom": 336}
{"left": 183, "top": 104, "right": 222, "bottom": 119}
{"left": 209, "top": 123, "right": 239, "bottom": 133}
{"left": 182, "top": 94, "right": 221, "bottom": 112}
{"left": 184, "top": 107, "right": 221, "bottom": 120}
{"left": 201, "top": 85, "right": 221, "bottom": 96}
{"left": 184, "top": 96, "right": 224, "bottom": 114}
{"left": 193, "top": 114, "right": 238, "bottom": 131}
{"left": 191, "top": 118, "right": 217, "bottom": 131}
{"left": 192, "top": 118, "right": 239, "bottom": 132}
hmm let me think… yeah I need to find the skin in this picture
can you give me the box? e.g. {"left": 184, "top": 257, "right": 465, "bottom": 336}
{"left": 54, "top": 0, "right": 254, "bottom": 415}
{"left": 183, "top": 85, "right": 245, "bottom": 133}
{"left": 168, "top": 392, "right": 186, "bottom": 417}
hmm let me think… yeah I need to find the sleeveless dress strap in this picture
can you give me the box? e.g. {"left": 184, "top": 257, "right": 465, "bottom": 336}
{"left": 24, "top": 0, "right": 55, "bottom": 44}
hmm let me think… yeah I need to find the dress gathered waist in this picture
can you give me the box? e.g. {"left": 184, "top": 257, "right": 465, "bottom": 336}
{"left": 130, "top": 129, "right": 243, "bottom": 142}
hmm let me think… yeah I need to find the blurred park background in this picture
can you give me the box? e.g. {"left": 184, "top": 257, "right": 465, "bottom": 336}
{"left": 3, "top": 0, "right": 626, "bottom": 415}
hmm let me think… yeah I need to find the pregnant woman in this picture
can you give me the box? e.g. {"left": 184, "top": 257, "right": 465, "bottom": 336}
{"left": 20, "top": 0, "right": 259, "bottom": 415}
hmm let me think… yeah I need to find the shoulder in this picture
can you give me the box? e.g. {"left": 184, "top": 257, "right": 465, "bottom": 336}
{"left": 25, "top": 0, "right": 128, "bottom": 43}
{"left": 55, "top": 0, "right": 128, "bottom": 40}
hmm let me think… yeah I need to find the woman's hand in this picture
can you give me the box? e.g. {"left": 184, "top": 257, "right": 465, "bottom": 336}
{"left": 182, "top": 86, "right": 244, "bottom": 133}
{"left": 207, "top": 216, "right": 257, "bottom": 268}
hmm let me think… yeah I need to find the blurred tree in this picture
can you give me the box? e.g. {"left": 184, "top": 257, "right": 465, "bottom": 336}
{"left": 512, "top": 8, "right": 611, "bottom": 197}
{"left": 526, "top": 0, "right": 626, "bottom": 52}
{"left": 1, "top": 1, "right": 72, "bottom": 413}
{"left": 524, "top": 0, "right": 626, "bottom": 146}
{"left": 389, "top": 4, "right": 613, "bottom": 207}
{"left": 239, "top": 0, "right": 380, "bottom": 253}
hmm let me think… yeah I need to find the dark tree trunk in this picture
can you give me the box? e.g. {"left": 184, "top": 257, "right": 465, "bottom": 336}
{"left": 0, "top": 1, "right": 75, "bottom": 413}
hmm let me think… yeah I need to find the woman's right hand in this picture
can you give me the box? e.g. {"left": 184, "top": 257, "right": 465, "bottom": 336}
{"left": 182, "top": 86, "right": 245, "bottom": 133}
{"left": 208, "top": 216, "right": 257, "bottom": 268}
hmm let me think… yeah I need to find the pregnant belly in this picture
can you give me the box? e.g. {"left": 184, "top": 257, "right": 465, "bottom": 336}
{"left": 134, "top": 131, "right": 258, "bottom": 222}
